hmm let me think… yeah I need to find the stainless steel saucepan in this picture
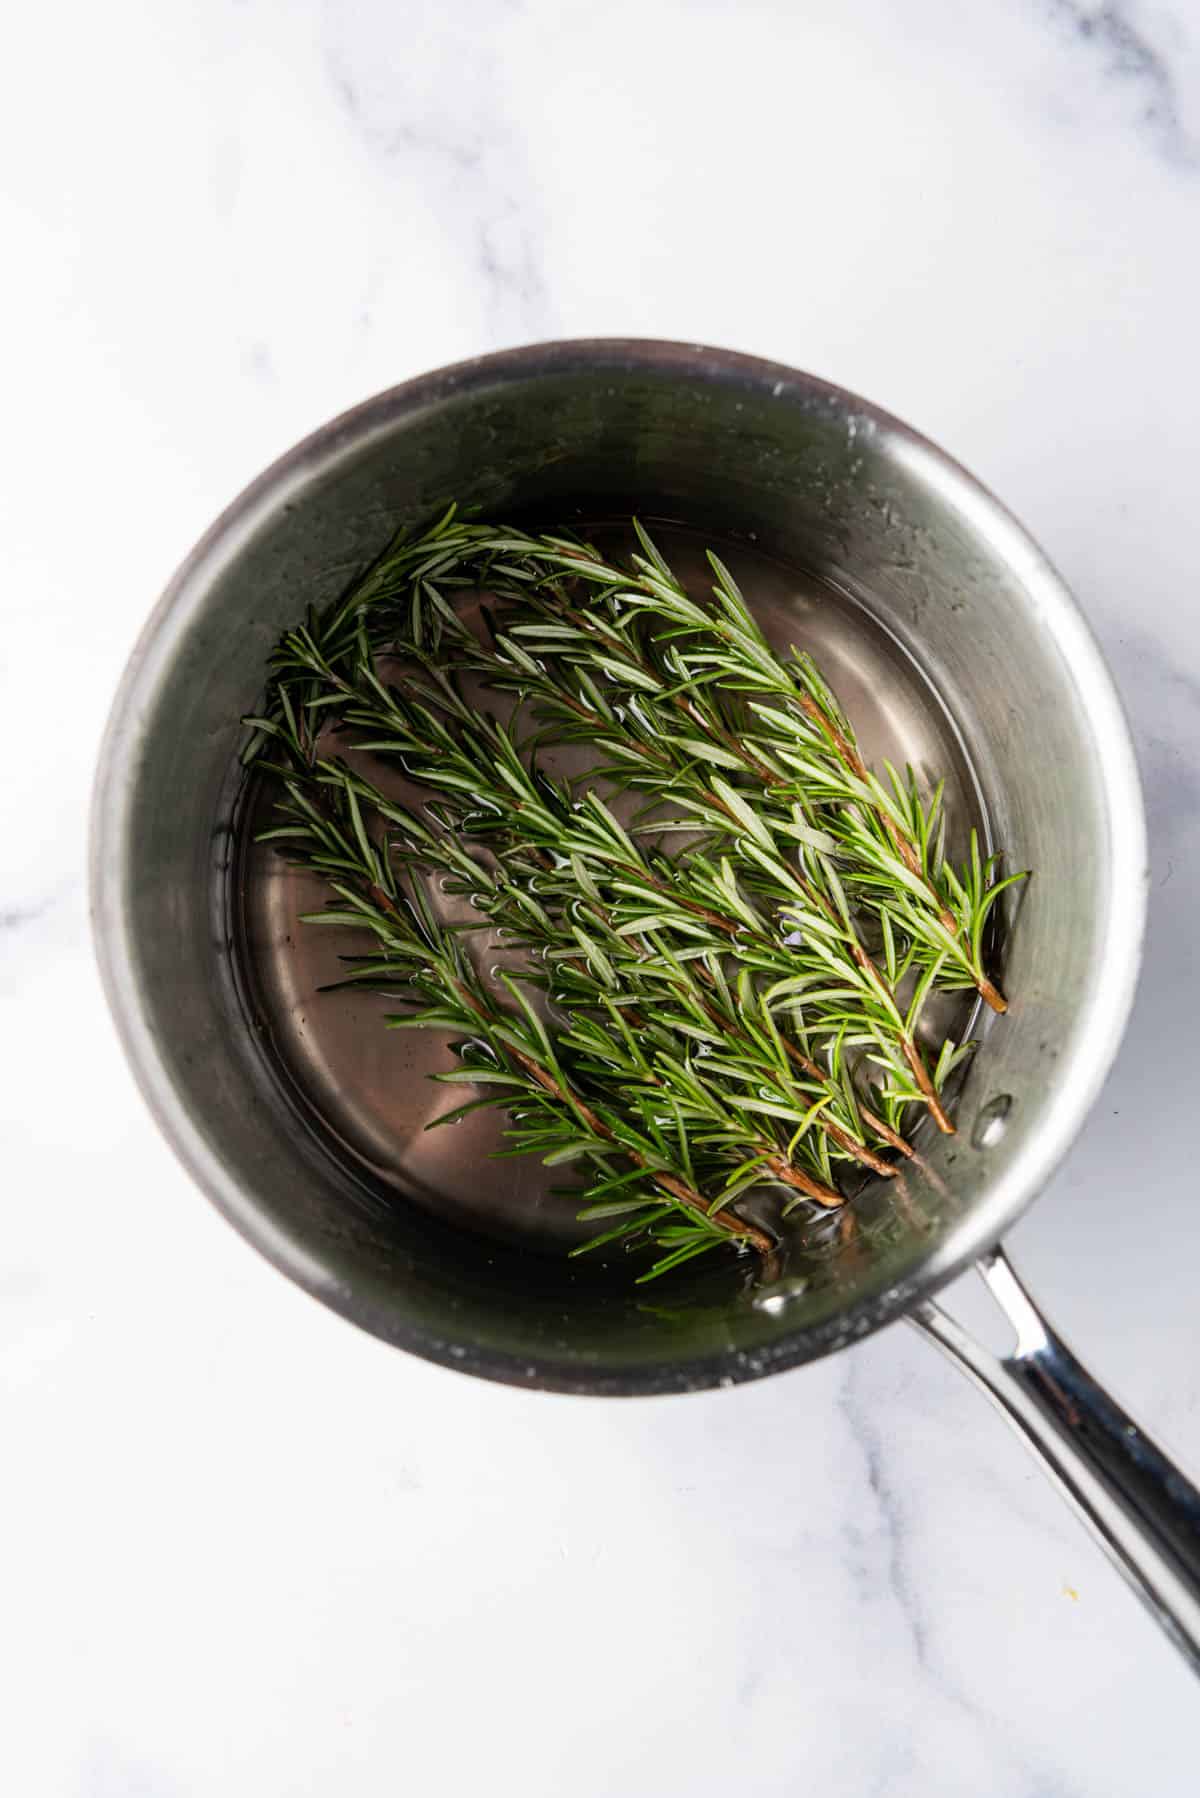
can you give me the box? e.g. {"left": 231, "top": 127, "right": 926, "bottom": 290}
{"left": 90, "top": 341, "right": 1200, "bottom": 1670}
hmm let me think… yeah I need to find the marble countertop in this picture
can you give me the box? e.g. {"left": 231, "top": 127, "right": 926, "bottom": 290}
{"left": 4, "top": 2, "right": 1200, "bottom": 1792}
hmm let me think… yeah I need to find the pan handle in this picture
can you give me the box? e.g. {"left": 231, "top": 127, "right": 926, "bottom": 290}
{"left": 910, "top": 1245, "right": 1200, "bottom": 1673}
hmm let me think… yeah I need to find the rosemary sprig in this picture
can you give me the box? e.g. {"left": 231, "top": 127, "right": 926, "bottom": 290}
{"left": 261, "top": 733, "right": 874, "bottom": 1210}
{"left": 259, "top": 752, "right": 871, "bottom": 1274}
{"left": 453, "top": 528, "right": 1021, "bottom": 1014}
{"left": 256, "top": 763, "right": 778, "bottom": 1279}
{"left": 244, "top": 507, "right": 1019, "bottom": 1280}
{"left": 254, "top": 646, "right": 962, "bottom": 1138}
{"left": 335, "top": 750, "right": 894, "bottom": 1194}
{"left": 259, "top": 506, "right": 1022, "bottom": 1014}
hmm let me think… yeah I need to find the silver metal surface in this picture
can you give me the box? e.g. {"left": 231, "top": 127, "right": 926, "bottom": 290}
{"left": 913, "top": 1249, "right": 1200, "bottom": 1671}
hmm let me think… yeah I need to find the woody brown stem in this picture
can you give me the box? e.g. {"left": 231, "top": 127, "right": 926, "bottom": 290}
{"left": 822, "top": 1118, "right": 895, "bottom": 1178}
{"left": 977, "top": 973, "right": 1008, "bottom": 1015}
{"left": 901, "top": 1037, "right": 955, "bottom": 1134}
{"left": 764, "top": 1156, "right": 843, "bottom": 1209}
{"left": 858, "top": 1105, "right": 915, "bottom": 1158}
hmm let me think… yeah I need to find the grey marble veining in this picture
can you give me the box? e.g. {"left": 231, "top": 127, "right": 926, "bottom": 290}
{"left": 323, "top": 4, "right": 557, "bottom": 346}
{"left": 1042, "top": 0, "right": 1199, "bottom": 165}
{"left": 3, "top": 1, "right": 1199, "bottom": 1793}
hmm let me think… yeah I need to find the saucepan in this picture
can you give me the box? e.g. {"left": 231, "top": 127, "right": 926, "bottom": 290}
{"left": 90, "top": 340, "right": 1200, "bottom": 1670}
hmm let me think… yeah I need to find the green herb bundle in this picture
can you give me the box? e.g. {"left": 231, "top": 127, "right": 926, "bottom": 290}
{"left": 244, "top": 510, "right": 1023, "bottom": 1281}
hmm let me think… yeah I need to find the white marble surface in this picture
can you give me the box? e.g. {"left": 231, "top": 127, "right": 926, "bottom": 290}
{"left": 3, "top": 1, "right": 1200, "bottom": 1792}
